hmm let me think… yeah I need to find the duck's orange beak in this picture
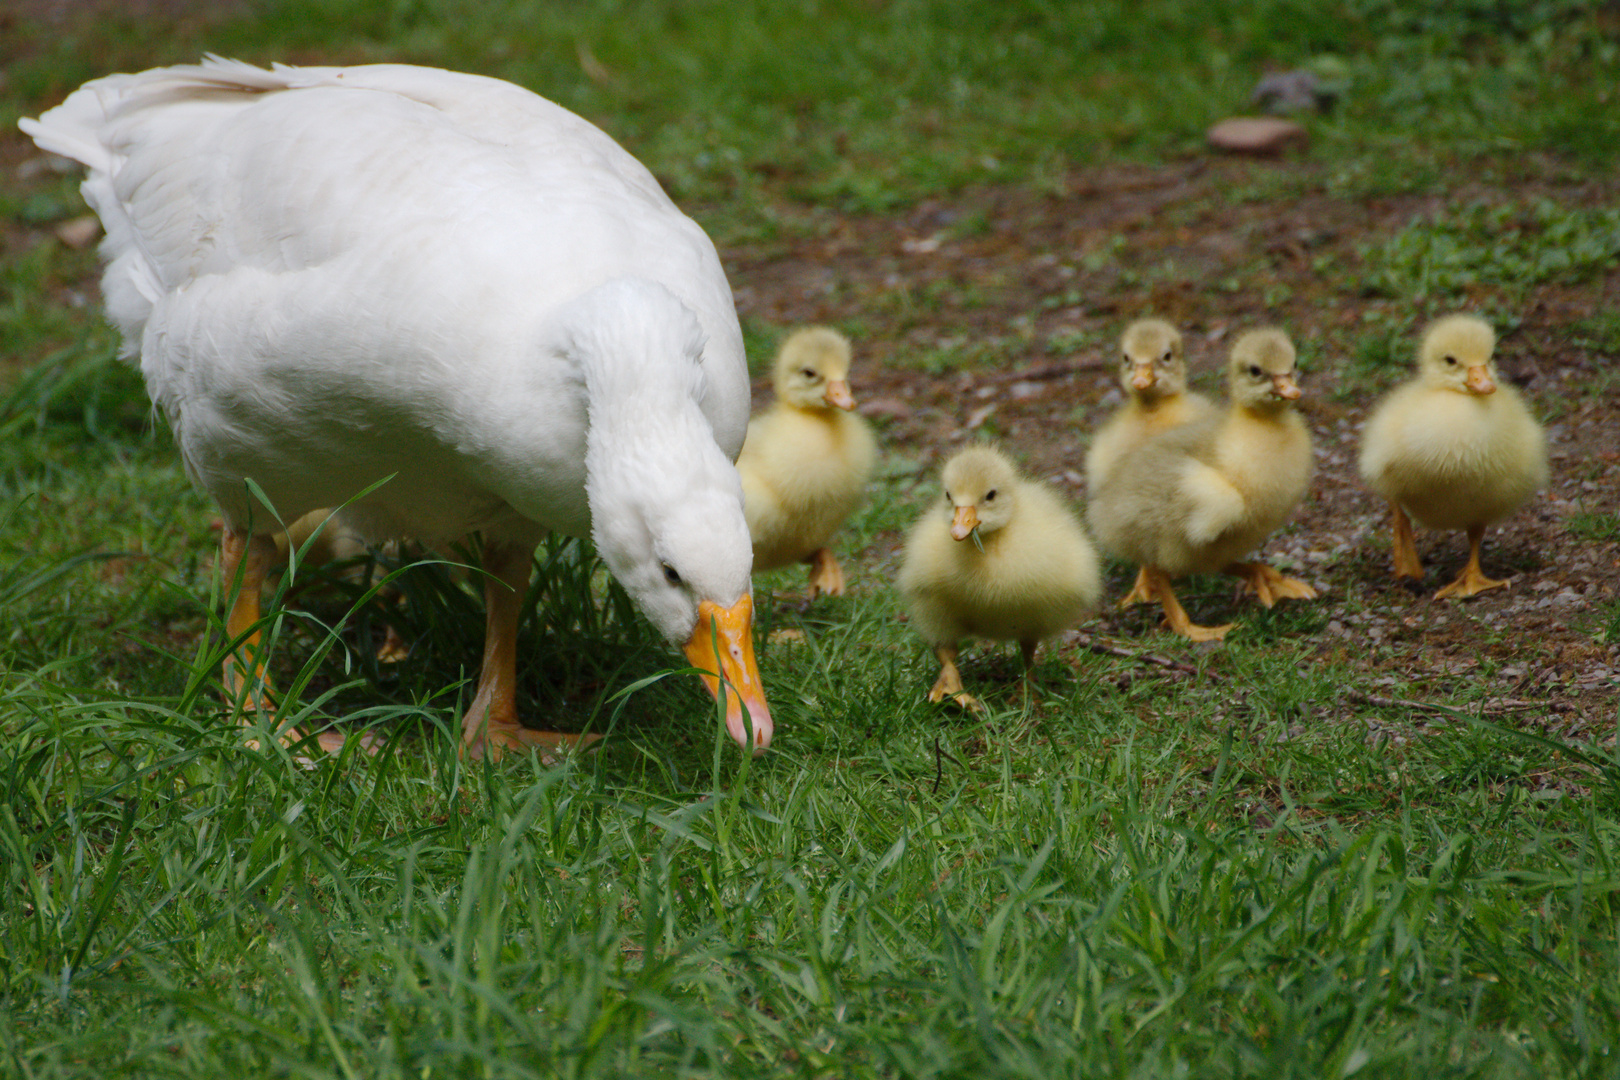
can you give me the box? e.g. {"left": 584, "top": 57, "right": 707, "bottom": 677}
{"left": 684, "top": 594, "right": 773, "bottom": 755}
{"left": 950, "top": 505, "right": 979, "bottom": 541}
{"left": 1130, "top": 364, "right": 1156, "bottom": 391}
{"left": 824, "top": 379, "right": 856, "bottom": 410}
{"left": 1465, "top": 365, "right": 1496, "bottom": 394}
{"left": 1271, "top": 373, "right": 1302, "bottom": 400}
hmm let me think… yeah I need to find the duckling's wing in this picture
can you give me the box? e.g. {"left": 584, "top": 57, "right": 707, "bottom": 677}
{"left": 1178, "top": 459, "right": 1247, "bottom": 546}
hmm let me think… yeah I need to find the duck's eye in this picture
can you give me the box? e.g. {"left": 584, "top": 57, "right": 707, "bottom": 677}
{"left": 1444, "top": 355, "right": 1458, "bottom": 366}
{"left": 1121, "top": 353, "right": 1132, "bottom": 366}
{"left": 984, "top": 489, "right": 997, "bottom": 502}
{"left": 1161, "top": 350, "right": 1174, "bottom": 362}
{"left": 662, "top": 563, "right": 682, "bottom": 585}
{"left": 1249, "top": 365, "right": 1263, "bottom": 378}
{"left": 944, "top": 490, "right": 952, "bottom": 503}
{"left": 801, "top": 367, "right": 818, "bottom": 380}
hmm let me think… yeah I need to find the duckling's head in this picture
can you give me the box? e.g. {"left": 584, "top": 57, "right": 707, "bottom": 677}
{"left": 1226, "top": 328, "right": 1302, "bottom": 411}
{"left": 939, "top": 444, "right": 1020, "bottom": 542}
{"left": 773, "top": 327, "right": 856, "bottom": 410}
{"left": 1119, "top": 318, "right": 1187, "bottom": 402}
{"left": 1418, "top": 314, "right": 1497, "bottom": 395}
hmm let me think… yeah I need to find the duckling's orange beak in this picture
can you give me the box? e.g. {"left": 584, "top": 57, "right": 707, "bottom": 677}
{"left": 1465, "top": 365, "right": 1496, "bottom": 394}
{"left": 684, "top": 594, "right": 773, "bottom": 755}
{"left": 1130, "top": 364, "right": 1156, "bottom": 391}
{"left": 950, "top": 505, "right": 979, "bottom": 541}
{"left": 1271, "top": 373, "right": 1302, "bottom": 400}
{"left": 824, "top": 379, "right": 856, "bottom": 410}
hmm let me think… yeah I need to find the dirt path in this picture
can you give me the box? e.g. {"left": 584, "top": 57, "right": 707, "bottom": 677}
{"left": 721, "top": 156, "right": 1620, "bottom": 738}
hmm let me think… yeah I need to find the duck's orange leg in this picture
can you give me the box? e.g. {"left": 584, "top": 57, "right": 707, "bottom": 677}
{"left": 220, "top": 529, "right": 347, "bottom": 755}
{"left": 1435, "top": 524, "right": 1510, "bottom": 600}
{"left": 926, "top": 643, "right": 983, "bottom": 713}
{"left": 1226, "top": 561, "right": 1318, "bottom": 607}
{"left": 1389, "top": 502, "right": 1425, "bottom": 581}
{"left": 461, "top": 540, "right": 601, "bottom": 762}
{"left": 1145, "top": 566, "right": 1233, "bottom": 642}
{"left": 804, "top": 547, "right": 846, "bottom": 599}
{"left": 1117, "top": 566, "right": 1155, "bottom": 608}
{"left": 220, "top": 529, "right": 277, "bottom": 712}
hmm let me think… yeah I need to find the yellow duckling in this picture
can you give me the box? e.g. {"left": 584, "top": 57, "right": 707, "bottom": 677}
{"left": 1358, "top": 314, "right": 1547, "bottom": 599}
{"left": 1085, "top": 318, "right": 1216, "bottom": 605}
{"left": 737, "top": 327, "right": 878, "bottom": 599}
{"left": 1088, "top": 328, "right": 1316, "bottom": 641}
{"left": 898, "top": 444, "right": 1102, "bottom": 709}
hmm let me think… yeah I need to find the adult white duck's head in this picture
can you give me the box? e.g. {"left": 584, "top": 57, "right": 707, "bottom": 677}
{"left": 560, "top": 279, "right": 773, "bottom": 754}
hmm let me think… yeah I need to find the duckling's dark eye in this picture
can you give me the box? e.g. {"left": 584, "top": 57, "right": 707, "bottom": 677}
{"left": 1444, "top": 355, "right": 1458, "bottom": 366}
{"left": 662, "top": 563, "right": 682, "bottom": 585}
{"left": 801, "top": 367, "right": 818, "bottom": 379}
{"left": 984, "top": 489, "right": 997, "bottom": 502}
{"left": 1249, "top": 365, "right": 1263, "bottom": 378}
{"left": 1121, "top": 353, "right": 1131, "bottom": 366}
{"left": 1161, "top": 350, "right": 1174, "bottom": 363}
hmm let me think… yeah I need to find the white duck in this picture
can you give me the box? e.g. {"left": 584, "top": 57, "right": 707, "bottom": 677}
{"left": 22, "top": 58, "right": 774, "bottom": 758}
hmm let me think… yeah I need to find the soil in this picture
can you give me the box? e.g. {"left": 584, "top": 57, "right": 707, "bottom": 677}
{"left": 719, "top": 154, "right": 1620, "bottom": 744}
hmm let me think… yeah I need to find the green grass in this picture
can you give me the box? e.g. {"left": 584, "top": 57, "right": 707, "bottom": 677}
{"left": 5, "top": 1, "right": 1620, "bottom": 1076}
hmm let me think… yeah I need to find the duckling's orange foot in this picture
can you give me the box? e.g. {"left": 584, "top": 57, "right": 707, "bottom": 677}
{"left": 1434, "top": 567, "right": 1509, "bottom": 601}
{"left": 1161, "top": 615, "right": 1235, "bottom": 643}
{"left": 804, "top": 548, "right": 846, "bottom": 599}
{"left": 462, "top": 723, "right": 602, "bottom": 764}
{"left": 1117, "top": 567, "right": 1156, "bottom": 609}
{"left": 1227, "top": 562, "right": 1318, "bottom": 608}
{"left": 926, "top": 684, "right": 984, "bottom": 714}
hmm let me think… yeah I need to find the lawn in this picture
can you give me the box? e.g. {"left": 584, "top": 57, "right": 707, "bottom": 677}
{"left": 3, "top": 1, "right": 1619, "bottom": 1076}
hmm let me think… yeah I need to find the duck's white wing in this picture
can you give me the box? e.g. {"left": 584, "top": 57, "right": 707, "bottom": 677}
{"left": 22, "top": 59, "right": 748, "bottom": 535}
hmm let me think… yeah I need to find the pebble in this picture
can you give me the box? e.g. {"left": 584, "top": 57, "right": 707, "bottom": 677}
{"left": 1206, "top": 117, "right": 1308, "bottom": 155}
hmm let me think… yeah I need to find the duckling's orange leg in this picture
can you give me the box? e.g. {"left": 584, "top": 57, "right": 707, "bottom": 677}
{"left": 1226, "top": 561, "right": 1318, "bottom": 607}
{"left": 461, "top": 539, "right": 602, "bottom": 762}
{"left": 804, "top": 547, "right": 846, "bottom": 599}
{"left": 1389, "top": 502, "right": 1425, "bottom": 581}
{"left": 1117, "top": 567, "right": 1155, "bottom": 608}
{"left": 1017, "top": 639, "right": 1045, "bottom": 704}
{"left": 1434, "top": 525, "right": 1510, "bottom": 600}
{"left": 220, "top": 529, "right": 347, "bottom": 755}
{"left": 1144, "top": 566, "right": 1234, "bottom": 642}
{"left": 927, "top": 644, "right": 983, "bottom": 713}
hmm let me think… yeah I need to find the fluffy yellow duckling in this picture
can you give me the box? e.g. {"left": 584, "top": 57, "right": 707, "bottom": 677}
{"left": 737, "top": 327, "right": 878, "bottom": 599}
{"left": 1358, "top": 314, "right": 1547, "bottom": 599}
{"left": 1088, "top": 328, "right": 1316, "bottom": 641}
{"left": 1085, "top": 318, "right": 1216, "bottom": 605}
{"left": 898, "top": 444, "right": 1102, "bottom": 709}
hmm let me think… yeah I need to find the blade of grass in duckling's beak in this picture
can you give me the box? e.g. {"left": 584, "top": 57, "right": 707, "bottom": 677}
{"left": 824, "top": 379, "right": 856, "bottom": 410}
{"left": 1271, "top": 373, "right": 1302, "bottom": 400}
{"left": 683, "top": 594, "right": 773, "bottom": 755}
{"left": 950, "top": 505, "right": 979, "bottom": 541}
{"left": 1465, "top": 366, "right": 1496, "bottom": 394}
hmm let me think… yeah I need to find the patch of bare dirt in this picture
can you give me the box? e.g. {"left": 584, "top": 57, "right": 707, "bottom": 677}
{"left": 723, "top": 155, "right": 1620, "bottom": 737}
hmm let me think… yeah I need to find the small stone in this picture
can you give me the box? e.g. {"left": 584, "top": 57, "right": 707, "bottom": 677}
{"left": 54, "top": 215, "right": 101, "bottom": 249}
{"left": 858, "top": 397, "right": 912, "bottom": 421}
{"left": 1206, "top": 117, "right": 1308, "bottom": 155}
